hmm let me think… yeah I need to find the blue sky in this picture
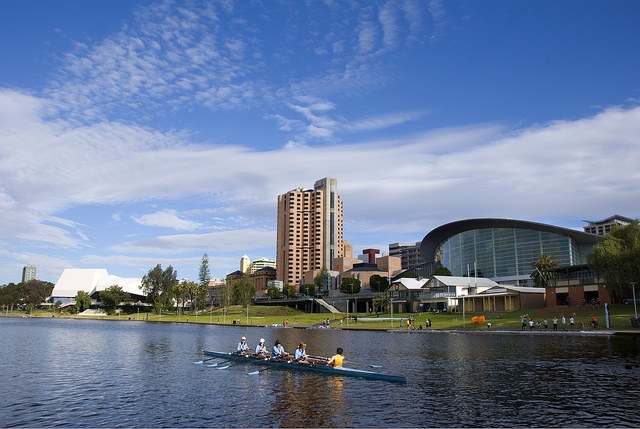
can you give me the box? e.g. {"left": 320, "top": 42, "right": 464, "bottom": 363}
{"left": 1, "top": 0, "right": 639, "bottom": 285}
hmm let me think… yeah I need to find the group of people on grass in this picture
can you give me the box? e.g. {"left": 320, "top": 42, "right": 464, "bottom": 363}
{"left": 520, "top": 313, "right": 599, "bottom": 331}
{"left": 236, "top": 336, "right": 343, "bottom": 367}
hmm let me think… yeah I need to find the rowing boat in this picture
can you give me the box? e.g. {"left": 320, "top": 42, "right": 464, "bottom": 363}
{"left": 202, "top": 350, "right": 407, "bottom": 384}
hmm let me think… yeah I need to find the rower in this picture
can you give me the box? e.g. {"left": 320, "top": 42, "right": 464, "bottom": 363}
{"left": 272, "top": 339, "right": 288, "bottom": 359}
{"left": 255, "top": 338, "right": 268, "bottom": 358}
{"left": 294, "top": 343, "right": 310, "bottom": 364}
{"left": 237, "top": 336, "right": 249, "bottom": 355}
{"left": 326, "top": 347, "right": 344, "bottom": 367}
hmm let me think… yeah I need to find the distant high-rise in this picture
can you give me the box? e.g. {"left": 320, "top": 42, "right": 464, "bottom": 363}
{"left": 276, "top": 177, "right": 343, "bottom": 287}
{"left": 583, "top": 215, "right": 633, "bottom": 235}
{"left": 248, "top": 257, "right": 276, "bottom": 275}
{"left": 389, "top": 242, "right": 422, "bottom": 270}
{"left": 22, "top": 265, "right": 36, "bottom": 283}
{"left": 240, "top": 255, "right": 250, "bottom": 273}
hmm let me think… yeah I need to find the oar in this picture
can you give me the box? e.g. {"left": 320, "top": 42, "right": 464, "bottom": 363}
{"left": 308, "top": 354, "right": 329, "bottom": 361}
{"left": 213, "top": 364, "right": 231, "bottom": 370}
{"left": 346, "top": 360, "right": 383, "bottom": 369}
{"left": 248, "top": 367, "right": 270, "bottom": 375}
{"left": 309, "top": 355, "right": 382, "bottom": 368}
{"left": 205, "top": 360, "right": 230, "bottom": 368}
{"left": 193, "top": 357, "right": 217, "bottom": 365}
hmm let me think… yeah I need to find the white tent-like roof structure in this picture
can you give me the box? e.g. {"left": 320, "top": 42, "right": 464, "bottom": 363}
{"left": 426, "top": 275, "right": 500, "bottom": 289}
{"left": 391, "top": 277, "right": 428, "bottom": 290}
{"left": 51, "top": 268, "right": 144, "bottom": 301}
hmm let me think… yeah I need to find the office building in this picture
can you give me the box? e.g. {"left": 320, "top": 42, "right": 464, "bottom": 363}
{"left": 582, "top": 214, "right": 633, "bottom": 235}
{"left": 389, "top": 242, "right": 422, "bottom": 269}
{"left": 276, "top": 177, "right": 343, "bottom": 287}
{"left": 22, "top": 265, "right": 37, "bottom": 283}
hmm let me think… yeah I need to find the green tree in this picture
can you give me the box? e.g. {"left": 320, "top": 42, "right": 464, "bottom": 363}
{"left": 193, "top": 280, "right": 209, "bottom": 311}
{"left": 0, "top": 282, "right": 20, "bottom": 309}
{"left": 75, "top": 290, "right": 91, "bottom": 313}
{"left": 174, "top": 280, "right": 190, "bottom": 313}
{"left": 340, "top": 277, "right": 361, "bottom": 294}
{"left": 283, "top": 284, "right": 297, "bottom": 298}
{"left": 432, "top": 266, "right": 452, "bottom": 277}
{"left": 217, "top": 282, "right": 231, "bottom": 308}
{"left": 369, "top": 275, "right": 389, "bottom": 293}
{"left": 199, "top": 253, "right": 210, "bottom": 288}
{"left": 267, "top": 284, "right": 280, "bottom": 299}
{"left": 588, "top": 220, "right": 640, "bottom": 298}
{"left": 398, "top": 270, "right": 418, "bottom": 279}
{"left": 531, "top": 254, "right": 558, "bottom": 287}
{"left": 197, "top": 253, "right": 211, "bottom": 310}
{"left": 373, "top": 293, "right": 389, "bottom": 313}
{"left": 21, "top": 280, "right": 54, "bottom": 307}
{"left": 299, "top": 284, "right": 315, "bottom": 296}
{"left": 231, "top": 275, "right": 256, "bottom": 306}
{"left": 314, "top": 268, "right": 329, "bottom": 294}
{"left": 178, "top": 279, "right": 208, "bottom": 312}
{"left": 141, "top": 264, "right": 178, "bottom": 313}
{"left": 100, "top": 285, "right": 130, "bottom": 314}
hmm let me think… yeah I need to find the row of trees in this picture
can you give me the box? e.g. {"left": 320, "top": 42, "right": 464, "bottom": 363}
{"left": 141, "top": 254, "right": 212, "bottom": 314}
{"left": 0, "top": 280, "right": 54, "bottom": 312}
{"left": 138, "top": 253, "right": 259, "bottom": 312}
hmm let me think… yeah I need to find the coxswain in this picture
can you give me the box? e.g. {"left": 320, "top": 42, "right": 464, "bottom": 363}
{"left": 326, "top": 347, "right": 344, "bottom": 367}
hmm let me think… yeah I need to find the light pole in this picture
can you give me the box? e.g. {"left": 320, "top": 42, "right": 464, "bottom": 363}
{"left": 387, "top": 275, "right": 394, "bottom": 327}
{"left": 632, "top": 282, "right": 638, "bottom": 320}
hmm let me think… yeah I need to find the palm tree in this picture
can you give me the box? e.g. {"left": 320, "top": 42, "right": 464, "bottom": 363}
{"left": 531, "top": 254, "right": 558, "bottom": 287}
{"left": 373, "top": 293, "right": 389, "bottom": 314}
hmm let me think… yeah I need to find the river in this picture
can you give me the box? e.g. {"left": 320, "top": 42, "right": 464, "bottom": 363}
{"left": 1, "top": 317, "right": 639, "bottom": 428}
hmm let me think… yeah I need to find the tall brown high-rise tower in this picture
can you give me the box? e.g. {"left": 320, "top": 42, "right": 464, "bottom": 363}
{"left": 276, "top": 178, "right": 343, "bottom": 287}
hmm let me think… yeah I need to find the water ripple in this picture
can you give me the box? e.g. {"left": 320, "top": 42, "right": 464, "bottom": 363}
{"left": 2, "top": 318, "right": 640, "bottom": 427}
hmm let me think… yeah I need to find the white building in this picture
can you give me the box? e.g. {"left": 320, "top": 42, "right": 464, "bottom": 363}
{"left": 51, "top": 268, "right": 145, "bottom": 304}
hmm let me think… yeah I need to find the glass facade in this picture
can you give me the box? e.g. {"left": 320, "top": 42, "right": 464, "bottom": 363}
{"left": 439, "top": 227, "right": 592, "bottom": 279}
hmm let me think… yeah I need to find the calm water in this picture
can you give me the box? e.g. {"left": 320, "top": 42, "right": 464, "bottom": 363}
{"left": 1, "top": 317, "right": 640, "bottom": 428}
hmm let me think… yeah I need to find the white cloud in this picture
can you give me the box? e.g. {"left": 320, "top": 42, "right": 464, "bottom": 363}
{"left": 1, "top": 0, "right": 638, "bottom": 284}
{"left": 132, "top": 209, "right": 203, "bottom": 231}
{"left": 112, "top": 229, "right": 275, "bottom": 254}
{"left": 344, "top": 111, "right": 426, "bottom": 132}
{"left": 3, "top": 86, "right": 639, "bottom": 255}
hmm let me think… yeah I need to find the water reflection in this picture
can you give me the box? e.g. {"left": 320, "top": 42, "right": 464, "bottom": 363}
{"left": 267, "top": 373, "right": 349, "bottom": 427}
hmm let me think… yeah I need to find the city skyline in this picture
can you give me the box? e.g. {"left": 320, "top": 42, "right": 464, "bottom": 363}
{"left": 1, "top": 1, "right": 639, "bottom": 285}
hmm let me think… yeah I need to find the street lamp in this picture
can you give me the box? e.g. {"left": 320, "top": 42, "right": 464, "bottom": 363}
{"left": 632, "top": 282, "right": 638, "bottom": 320}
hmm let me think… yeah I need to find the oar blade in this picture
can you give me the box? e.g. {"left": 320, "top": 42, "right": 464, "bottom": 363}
{"left": 214, "top": 365, "right": 230, "bottom": 370}
{"left": 205, "top": 360, "right": 229, "bottom": 368}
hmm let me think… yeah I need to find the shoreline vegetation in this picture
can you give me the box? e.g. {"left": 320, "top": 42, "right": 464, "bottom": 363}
{"left": 4, "top": 304, "right": 640, "bottom": 333}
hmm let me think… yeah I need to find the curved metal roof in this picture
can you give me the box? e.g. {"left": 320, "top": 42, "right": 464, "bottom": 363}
{"left": 420, "top": 218, "right": 602, "bottom": 263}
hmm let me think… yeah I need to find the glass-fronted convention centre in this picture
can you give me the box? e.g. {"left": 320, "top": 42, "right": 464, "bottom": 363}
{"left": 414, "top": 219, "right": 602, "bottom": 286}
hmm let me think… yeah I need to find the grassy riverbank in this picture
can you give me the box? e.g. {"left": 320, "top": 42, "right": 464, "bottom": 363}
{"left": 5, "top": 303, "right": 640, "bottom": 331}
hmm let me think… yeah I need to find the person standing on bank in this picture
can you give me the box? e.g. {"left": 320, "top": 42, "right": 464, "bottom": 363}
{"left": 237, "top": 336, "right": 249, "bottom": 355}
{"left": 327, "top": 348, "right": 344, "bottom": 367}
